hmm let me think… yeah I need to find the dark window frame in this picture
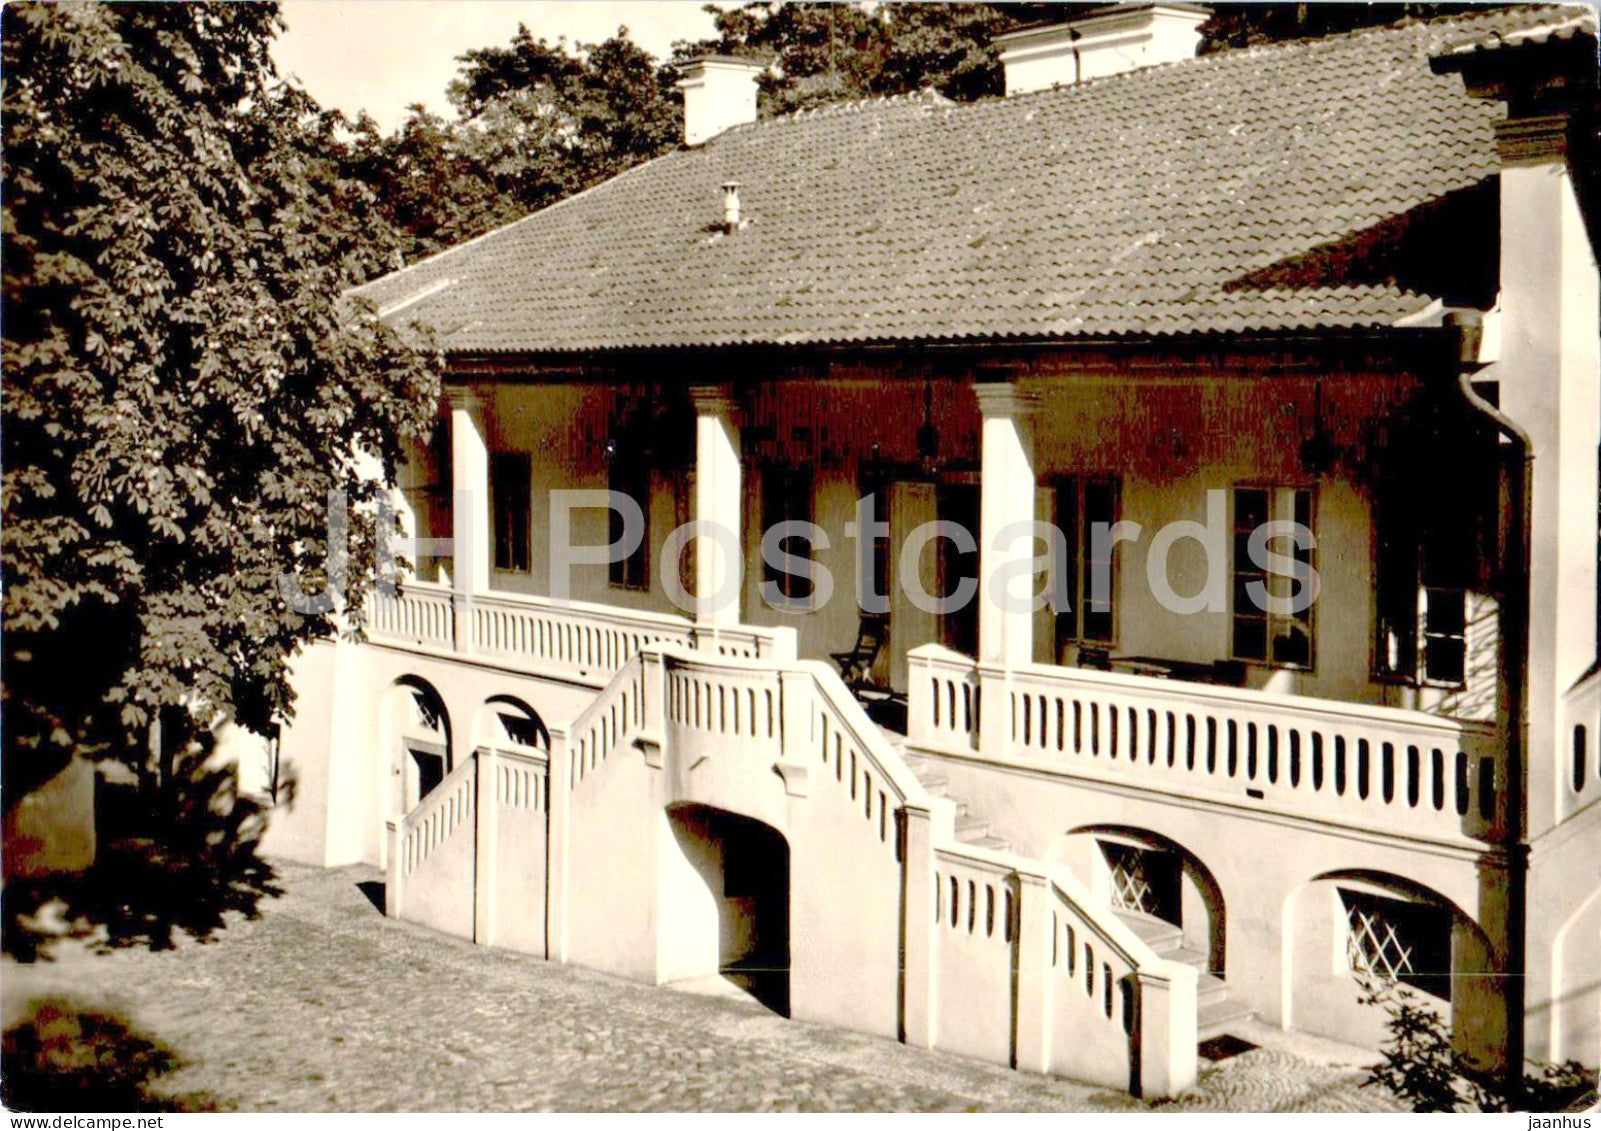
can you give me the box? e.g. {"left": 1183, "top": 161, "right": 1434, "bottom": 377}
{"left": 1230, "top": 484, "right": 1316, "bottom": 671}
{"left": 1340, "top": 887, "right": 1453, "bottom": 1002}
{"left": 1054, "top": 475, "right": 1122, "bottom": 650}
{"left": 1372, "top": 506, "right": 1471, "bottom": 690}
{"left": 608, "top": 451, "right": 651, "bottom": 591}
{"left": 491, "top": 451, "right": 532, "bottom": 574}
{"left": 761, "top": 463, "right": 816, "bottom": 604}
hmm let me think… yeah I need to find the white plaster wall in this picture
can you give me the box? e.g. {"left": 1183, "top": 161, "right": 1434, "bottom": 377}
{"left": 924, "top": 750, "right": 1504, "bottom": 1061}
{"left": 493, "top": 769, "right": 549, "bottom": 956}
{"left": 245, "top": 637, "right": 596, "bottom": 868}
{"left": 931, "top": 866, "right": 1015, "bottom": 1062}
{"left": 1527, "top": 806, "right": 1601, "bottom": 1068}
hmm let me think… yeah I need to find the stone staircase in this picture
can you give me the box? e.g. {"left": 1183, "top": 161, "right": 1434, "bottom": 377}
{"left": 1114, "top": 910, "right": 1254, "bottom": 1041}
{"left": 884, "top": 726, "right": 1253, "bottom": 1044}
{"left": 889, "top": 740, "right": 1011, "bottom": 851}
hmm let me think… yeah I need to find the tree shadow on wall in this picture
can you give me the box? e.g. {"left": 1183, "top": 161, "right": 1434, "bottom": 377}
{"left": 1, "top": 999, "right": 223, "bottom": 1111}
{"left": 3, "top": 743, "right": 283, "bottom": 960}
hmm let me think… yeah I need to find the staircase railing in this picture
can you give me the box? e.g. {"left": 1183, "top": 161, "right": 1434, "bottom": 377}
{"left": 929, "top": 834, "right": 1195, "bottom": 1095}
{"left": 385, "top": 752, "right": 477, "bottom": 929}
{"left": 382, "top": 635, "right": 1195, "bottom": 1098}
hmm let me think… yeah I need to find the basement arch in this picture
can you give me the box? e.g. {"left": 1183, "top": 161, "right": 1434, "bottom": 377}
{"left": 1551, "top": 884, "right": 1601, "bottom": 1068}
{"left": 1051, "top": 824, "right": 1226, "bottom": 975}
{"left": 1282, "top": 868, "right": 1494, "bottom": 1059}
{"left": 658, "top": 802, "right": 792, "bottom": 1017}
{"left": 473, "top": 693, "right": 551, "bottom": 753}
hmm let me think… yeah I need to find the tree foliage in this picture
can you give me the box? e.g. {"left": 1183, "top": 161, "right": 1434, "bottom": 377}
{"left": 670, "top": 3, "right": 1479, "bottom": 113}
{"left": 1, "top": 2, "right": 441, "bottom": 786}
{"left": 1362, "top": 983, "right": 1595, "bottom": 1112}
{"left": 340, "top": 25, "right": 681, "bottom": 261}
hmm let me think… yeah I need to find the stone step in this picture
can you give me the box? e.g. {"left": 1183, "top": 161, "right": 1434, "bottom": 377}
{"left": 893, "top": 747, "right": 1008, "bottom": 850}
{"left": 1198, "top": 995, "right": 1255, "bottom": 1042}
{"left": 954, "top": 812, "right": 991, "bottom": 839}
{"left": 1196, "top": 971, "right": 1229, "bottom": 1008}
{"left": 958, "top": 833, "right": 1012, "bottom": 852}
{"left": 895, "top": 752, "right": 951, "bottom": 797}
{"left": 1113, "top": 909, "right": 1184, "bottom": 953}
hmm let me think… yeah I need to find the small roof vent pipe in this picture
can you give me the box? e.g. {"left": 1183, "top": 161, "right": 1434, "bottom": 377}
{"left": 722, "top": 181, "right": 742, "bottom": 230}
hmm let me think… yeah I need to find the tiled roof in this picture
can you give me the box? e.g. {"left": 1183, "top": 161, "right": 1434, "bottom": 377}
{"left": 1439, "top": 5, "right": 1597, "bottom": 55}
{"left": 355, "top": 4, "right": 1585, "bottom": 355}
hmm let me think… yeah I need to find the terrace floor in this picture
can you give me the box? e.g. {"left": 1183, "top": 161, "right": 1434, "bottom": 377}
{"left": 1, "top": 860, "right": 1404, "bottom": 1112}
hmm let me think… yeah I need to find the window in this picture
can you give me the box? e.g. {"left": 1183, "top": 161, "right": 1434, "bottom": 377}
{"left": 1420, "top": 588, "right": 1467, "bottom": 686}
{"left": 1055, "top": 476, "right": 1121, "bottom": 649}
{"left": 1231, "top": 486, "right": 1314, "bottom": 668}
{"left": 491, "top": 452, "right": 531, "bottom": 573}
{"left": 608, "top": 450, "right": 650, "bottom": 590}
{"left": 1373, "top": 496, "right": 1419, "bottom": 679}
{"left": 1341, "top": 888, "right": 1453, "bottom": 1001}
{"left": 761, "top": 465, "right": 814, "bottom": 603}
{"left": 1374, "top": 499, "right": 1471, "bottom": 687}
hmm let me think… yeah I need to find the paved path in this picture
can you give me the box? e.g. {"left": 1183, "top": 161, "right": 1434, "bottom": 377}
{"left": 2, "top": 861, "right": 1404, "bottom": 1112}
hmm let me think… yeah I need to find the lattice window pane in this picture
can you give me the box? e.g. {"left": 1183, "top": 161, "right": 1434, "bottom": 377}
{"left": 1341, "top": 889, "right": 1452, "bottom": 1001}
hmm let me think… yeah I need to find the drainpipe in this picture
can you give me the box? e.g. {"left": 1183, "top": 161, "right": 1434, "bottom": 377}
{"left": 1447, "top": 312, "right": 1530, "bottom": 1101}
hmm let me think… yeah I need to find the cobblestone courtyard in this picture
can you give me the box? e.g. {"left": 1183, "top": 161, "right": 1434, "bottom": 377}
{"left": 2, "top": 860, "right": 1407, "bottom": 1112}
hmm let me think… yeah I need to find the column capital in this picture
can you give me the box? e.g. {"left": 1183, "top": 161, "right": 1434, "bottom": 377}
{"left": 688, "top": 383, "right": 738, "bottom": 417}
{"left": 972, "top": 380, "right": 1039, "bottom": 419}
{"left": 1495, "top": 113, "right": 1570, "bottom": 166}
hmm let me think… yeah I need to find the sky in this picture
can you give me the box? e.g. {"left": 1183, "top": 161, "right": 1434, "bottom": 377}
{"left": 272, "top": 1, "right": 720, "bottom": 131}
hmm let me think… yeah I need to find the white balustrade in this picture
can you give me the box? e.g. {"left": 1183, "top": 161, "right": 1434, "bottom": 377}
{"left": 367, "top": 582, "right": 455, "bottom": 650}
{"left": 366, "top": 582, "right": 795, "bottom": 685}
{"left": 908, "top": 643, "right": 1500, "bottom": 844}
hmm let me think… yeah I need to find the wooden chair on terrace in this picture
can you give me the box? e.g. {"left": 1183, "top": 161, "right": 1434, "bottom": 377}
{"left": 831, "top": 611, "right": 889, "bottom": 693}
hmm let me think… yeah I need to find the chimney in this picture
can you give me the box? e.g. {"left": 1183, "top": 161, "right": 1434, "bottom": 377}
{"left": 994, "top": 3, "right": 1209, "bottom": 95}
{"left": 675, "top": 56, "right": 765, "bottom": 146}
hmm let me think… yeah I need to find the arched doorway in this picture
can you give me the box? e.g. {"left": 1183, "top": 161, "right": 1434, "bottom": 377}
{"left": 1053, "top": 825, "right": 1226, "bottom": 975}
{"left": 659, "top": 803, "right": 791, "bottom": 1016}
{"left": 383, "top": 676, "right": 452, "bottom": 812}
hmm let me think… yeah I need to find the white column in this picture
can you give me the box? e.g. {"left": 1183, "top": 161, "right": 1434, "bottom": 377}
{"left": 689, "top": 385, "right": 742, "bottom": 629}
{"left": 975, "top": 382, "right": 1040, "bottom": 668}
{"left": 1496, "top": 114, "right": 1601, "bottom": 838}
{"left": 449, "top": 388, "right": 491, "bottom": 598}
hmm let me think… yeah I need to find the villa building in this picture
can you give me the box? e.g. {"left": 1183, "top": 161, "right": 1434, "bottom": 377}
{"left": 229, "top": 4, "right": 1601, "bottom": 1097}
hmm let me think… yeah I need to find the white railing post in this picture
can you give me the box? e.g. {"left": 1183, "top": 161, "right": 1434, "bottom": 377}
{"left": 1134, "top": 963, "right": 1199, "bottom": 1099}
{"left": 385, "top": 818, "right": 402, "bottom": 918}
{"left": 638, "top": 650, "right": 666, "bottom": 769}
{"left": 907, "top": 648, "right": 934, "bottom": 747}
{"left": 545, "top": 724, "right": 572, "bottom": 962}
{"left": 451, "top": 590, "right": 473, "bottom": 655}
{"left": 900, "top": 801, "right": 939, "bottom": 1048}
{"left": 977, "top": 662, "right": 1012, "bottom": 760}
{"left": 474, "top": 746, "right": 497, "bottom": 946}
{"left": 764, "top": 625, "right": 799, "bottom": 663}
{"left": 1013, "top": 868, "right": 1053, "bottom": 1073}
